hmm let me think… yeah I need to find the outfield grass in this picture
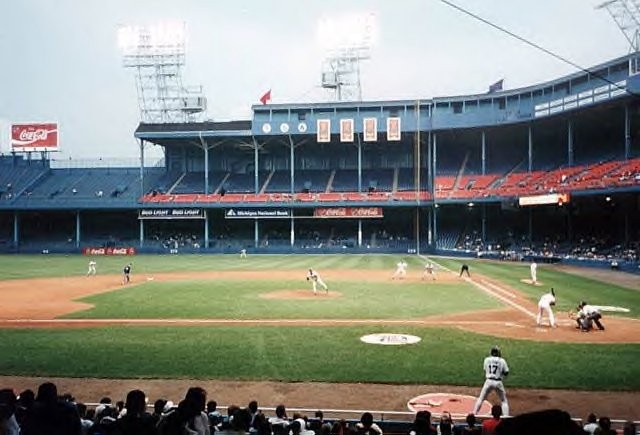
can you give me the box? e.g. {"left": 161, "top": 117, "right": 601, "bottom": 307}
{"left": 0, "top": 325, "right": 638, "bottom": 390}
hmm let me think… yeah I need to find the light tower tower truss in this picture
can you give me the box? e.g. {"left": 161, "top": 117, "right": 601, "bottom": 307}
{"left": 597, "top": 0, "right": 640, "bottom": 74}
{"left": 118, "top": 22, "right": 207, "bottom": 123}
{"left": 318, "top": 13, "right": 376, "bottom": 102}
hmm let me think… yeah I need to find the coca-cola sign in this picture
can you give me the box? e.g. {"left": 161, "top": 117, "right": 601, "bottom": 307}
{"left": 11, "top": 122, "right": 59, "bottom": 152}
{"left": 82, "top": 247, "right": 136, "bottom": 256}
{"left": 314, "top": 207, "right": 383, "bottom": 218}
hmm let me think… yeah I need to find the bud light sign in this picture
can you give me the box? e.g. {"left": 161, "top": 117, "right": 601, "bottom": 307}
{"left": 11, "top": 122, "right": 59, "bottom": 152}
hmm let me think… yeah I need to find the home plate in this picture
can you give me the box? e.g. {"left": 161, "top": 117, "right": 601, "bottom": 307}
{"left": 146, "top": 277, "right": 155, "bottom": 281}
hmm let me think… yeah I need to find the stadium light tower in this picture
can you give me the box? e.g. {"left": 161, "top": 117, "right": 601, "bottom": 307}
{"left": 597, "top": 0, "right": 640, "bottom": 52}
{"left": 117, "top": 21, "right": 207, "bottom": 123}
{"left": 317, "top": 12, "right": 376, "bottom": 102}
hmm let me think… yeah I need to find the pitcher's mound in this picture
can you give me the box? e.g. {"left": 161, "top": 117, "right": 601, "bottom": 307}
{"left": 260, "top": 290, "right": 342, "bottom": 300}
{"left": 520, "top": 279, "right": 543, "bottom": 286}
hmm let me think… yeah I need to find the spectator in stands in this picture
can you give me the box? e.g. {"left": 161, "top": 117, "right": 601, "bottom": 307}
{"left": 22, "top": 382, "right": 81, "bottom": 435}
{"left": 0, "top": 388, "right": 20, "bottom": 435}
{"left": 481, "top": 405, "right": 502, "bottom": 435}
{"left": 253, "top": 412, "right": 272, "bottom": 435}
{"left": 438, "top": 412, "right": 453, "bottom": 435}
{"left": 151, "top": 399, "right": 168, "bottom": 427}
{"left": 247, "top": 400, "right": 259, "bottom": 431}
{"left": 76, "top": 403, "right": 94, "bottom": 435}
{"left": 309, "top": 411, "right": 332, "bottom": 435}
{"left": 16, "top": 389, "right": 35, "bottom": 428}
{"left": 89, "top": 405, "right": 117, "bottom": 435}
{"left": 409, "top": 411, "right": 436, "bottom": 435}
{"left": 206, "top": 400, "right": 222, "bottom": 430}
{"left": 158, "top": 387, "right": 210, "bottom": 435}
{"left": 453, "top": 413, "right": 480, "bottom": 435}
{"left": 494, "top": 409, "right": 583, "bottom": 435}
{"left": 113, "top": 389, "right": 157, "bottom": 435}
{"left": 331, "top": 420, "right": 351, "bottom": 435}
{"left": 269, "top": 404, "right": 290, "bottom": 433}
{"left": 217, "top": 407, "right": 251, "bottom": 435}
{"left": 356, "top": 412, "right": 383, "bottom": 435}
{"left": 623, "top": 421, "right": 637, "bottom": 435}
{"left": 94, "top": 397, "right": 113, "bottom": 419}
{"left": 583, "top": 413, "right": 598, "bottom": 435}
{"left": 594, "top": 417, "right": 616, "bottom": 435}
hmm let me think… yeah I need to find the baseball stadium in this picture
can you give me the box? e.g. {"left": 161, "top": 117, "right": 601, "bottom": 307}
{"left": 1, "top": 3, "right": 640, "bottom": 435}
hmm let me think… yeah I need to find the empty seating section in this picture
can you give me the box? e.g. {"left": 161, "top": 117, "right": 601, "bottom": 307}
{"left": 330, "top": 169, "right": 358, "bottom": 192}
{"left": 0, "top": 163, "right": 48, "bottom": 200}
{"left": 13, "top": 168, "right": 143, "bottom": 203}
{"left": 139, "top": 157, "right": 640, "bottom": 203}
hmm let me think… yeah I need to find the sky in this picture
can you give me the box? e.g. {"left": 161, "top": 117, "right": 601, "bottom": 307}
{"left": 0, "top": 0, "right": 630, "bottom": 160}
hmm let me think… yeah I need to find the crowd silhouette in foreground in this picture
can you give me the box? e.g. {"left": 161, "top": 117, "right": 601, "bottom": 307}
{"left": 0, "top": 382, "right": 637, "bottom": 435}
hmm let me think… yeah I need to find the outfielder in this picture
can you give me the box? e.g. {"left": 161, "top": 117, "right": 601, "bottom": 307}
{"left": 122, "top": 263, "right": 132, "bottom": 285}
{"left": 536, "top": 288, "right": 556, "bottom": 327}
{"left": 530, "top": 260, "right": 538, "bottom": 284}
{"left": 422, "top": 262, "right": 436, "bottom": 281}
{"left": 240, "top": 248, "right": 247, "bottom": 258}
{"left": 472, "top": 345, "right": 510, "bottom": 417}
{"left": 307, "top": 268, "right": 328, "bottom": 295}
{"left": 392, "top": 259, "right": 408, "bottom": 280}
{"left": 86, "top": 260, "right": 97, "bottom": 276}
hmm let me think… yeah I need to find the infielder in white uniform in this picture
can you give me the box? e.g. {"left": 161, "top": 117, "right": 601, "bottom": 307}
{"left": 240, "top": 249, "right": 247, "bottom": 258}
{"left": 392, "top": 259, "right": 408, "bottom": 280}
{"left": 307, "top": 268, "right": 328, "bottom": 295}
{"left": 536, "top": 288, "right": 556, "bottom": 327}
{"left": 473, "top": 346, "right": 510, "bottom": 417}
{"left": 530, "top": 261, "right": 538, "bottom": 284}
{"left": 422, "top": 262, "right": 436, "bottom": 281}
{"left": 87, "top": 260, "right": 97, "bottom": 276}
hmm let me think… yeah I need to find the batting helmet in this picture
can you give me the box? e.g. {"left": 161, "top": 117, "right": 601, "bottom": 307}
{"left": 490, "top": 345, "right": 501, "bottom": 357}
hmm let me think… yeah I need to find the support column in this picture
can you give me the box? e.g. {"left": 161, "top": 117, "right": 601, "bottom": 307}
{"left": 415, "top": 208, "right": 420, "bottom": 255}
{"left": 481, "top": 131, "right": 486, "bottom": 176}
{"left": 204, "top": 145, "right": 209, "bottom": 194}
{"left": 289, "top": 136, "right": 295, "bottom": 194}
{"left": 624, "top": 104, "right": 631, "bottom": 159}
{"left": 76, "top": 211, "right": 81, "bottom": 249}
{"left": 13, "top": 212, "right": 19, "bottom": 247}
{"left": 428, "top": 207, "right": 433, "bottom": 245}
{"left": 481, "top": 204, "right": 486, "bottom": 245}
{"left": 528, "top": 208, "right": 533, "bottom": 245}
{"left": 204, "top": 210, "right": 209, "bottom": 249}
{"left": 253, "top": 138, "right": 260, "bottom": 193}
{"left": 427, "top": 131, "right": 433, "bottom": 191}
{"left": 528, "top": 125, "right": 533, "bottom": 172}
{"left": 432, "top": 133, "right": 437, "bottom": 190}
{"left": 254, "top": 219, "right": 259, "bottom": 248}
{"left": 567, "top": 120, "right": 574, "bottom": 166}
{"left": 139, "top": 219, "right": 144, "bottom": 248}
{"left": 357, "top": 134, "right": 363, "bottom": 192}
{"left": 358, "top": 219, "right": 362, "bottom": 247}
{"left": 139, "top": 139, "right": 145, "bottom": 196}
{"left": 433, "top": 205, "right": 438, "bottom": 247}
{"left": 290, "top": 211, "right": 295, "bottom": 247}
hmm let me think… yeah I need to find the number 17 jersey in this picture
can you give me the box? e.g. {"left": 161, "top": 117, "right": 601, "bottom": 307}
{"left": 484, "top": 356, "right": 509, "bottom": 380}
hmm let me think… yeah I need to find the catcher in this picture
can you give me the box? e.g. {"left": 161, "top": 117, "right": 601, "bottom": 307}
{"left": 307, "top": 268, "right": 328, "bottom": 295}
{"left": 570, "top": 301, "right": 605, "bottom": 332}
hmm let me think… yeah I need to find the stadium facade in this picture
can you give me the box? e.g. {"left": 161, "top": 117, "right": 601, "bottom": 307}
{"left": 0, "top": 54, "right": 639, "bottom": 268}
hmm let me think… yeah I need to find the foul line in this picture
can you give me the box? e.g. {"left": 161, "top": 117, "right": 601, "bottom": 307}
{"left": 419, "top": 255, "right": 536, "bottom": 319}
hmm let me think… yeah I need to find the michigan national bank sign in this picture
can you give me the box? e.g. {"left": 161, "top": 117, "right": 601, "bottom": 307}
{"left": 225, "top": 209, "right": 291, "bottom": 219}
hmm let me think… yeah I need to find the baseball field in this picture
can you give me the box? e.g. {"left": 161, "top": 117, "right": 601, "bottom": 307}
{"left": 0, "top": 253, "right": 639, "bottom": 419}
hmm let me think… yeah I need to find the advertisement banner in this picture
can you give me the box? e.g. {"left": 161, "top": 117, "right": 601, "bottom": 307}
{"left": 518, "top": 193, "right": 570, "bottom": 207}
{"left": 314, "top": 207, "right": 383, "bottom": 218}
{"left": 225, "top": 208, "right": 291, "bottom": 219}
{"left": 387, "top": 117, "right": 401, "bottom": 141}
{"left": 363, "top": 117, "right": 377, "bottom": 142}
{"left": 82, "top": 247, "right": 136, "bottom": 256}
{"left": 317, "top": 119, "right": 331, "bottom": 143}
{"left": 11, "top": 122, "right": 59, "bottom": 152}
{"left": 340, "top": 119, "right": 354, "bottom": 142}
{"left": 139, "top": 209, "right": 204, "bottom": 219}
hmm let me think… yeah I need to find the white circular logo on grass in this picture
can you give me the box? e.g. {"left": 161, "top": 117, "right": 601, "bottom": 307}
{"left": 360, "top": 333, "right": 421, "bottom": 346}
